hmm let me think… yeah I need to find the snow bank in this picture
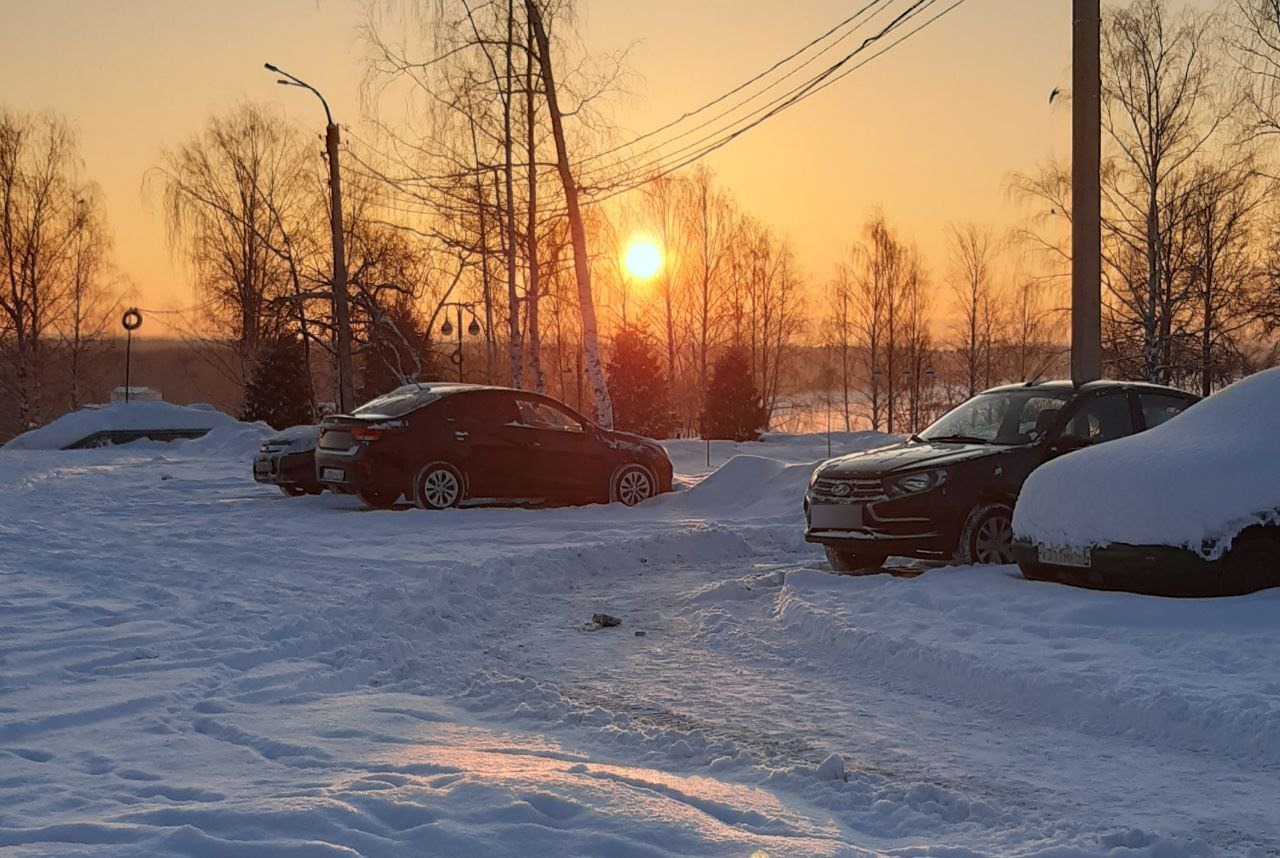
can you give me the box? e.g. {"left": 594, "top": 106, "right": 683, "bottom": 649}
{"left": 176, "top": 420, "right": 274, "bottom": 458}
{"left": 2, "top": 401, "right": 241, "bottom": 451}
{"left": 662, "top": 431, "right": 896, "bottom": 485}
{"left": 653, "top": 432, "right": 895, "bottom": 521}
{"left": 1013, "top": 368, "right": 1280, "bottom": 554}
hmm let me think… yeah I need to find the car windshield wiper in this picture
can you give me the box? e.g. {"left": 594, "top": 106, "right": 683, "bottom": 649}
{"left": 921, "top": 434, "right": 990, "bottom": 445}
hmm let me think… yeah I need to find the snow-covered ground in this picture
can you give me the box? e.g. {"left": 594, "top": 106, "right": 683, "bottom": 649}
{"left": 2, "top": 424, "right": 1277, "bottom": 856}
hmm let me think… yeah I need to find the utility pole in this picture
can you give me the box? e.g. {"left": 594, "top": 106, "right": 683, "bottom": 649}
{"left": 265, "top": 62, "right": 355, "bottom": 413}
{"left": 1071, "top": 0, "right": 1102, "bottom": 384}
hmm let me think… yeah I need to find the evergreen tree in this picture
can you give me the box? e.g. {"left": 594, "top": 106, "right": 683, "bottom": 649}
{"left": 606, "top": 326, "right": 675, "bottom": 439}
{"left": 242, "top": 337, "right": 313, "bottom": 429}
{"left": 700, "top": 348, "right": 767, "bottom": 441}
{"left": 357, "top": 308, "right": 433, "bottom": 402}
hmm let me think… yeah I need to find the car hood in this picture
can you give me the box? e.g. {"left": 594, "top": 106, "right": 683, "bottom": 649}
{"left": 819, "top": 440, "right": 997, "bottom": 477}
{"left": 598, "top": 428, "right": 668, "bottom": 459}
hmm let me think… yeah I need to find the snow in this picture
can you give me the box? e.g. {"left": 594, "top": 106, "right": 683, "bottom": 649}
{"left": 1, "top": 424, "right": 1277, "bottom": 855}
{"left": 1013, "top": 368, "right": 1280, "bottom": 555}
{"left": 262, "top": 424, "right": 320, "bottom": 454}
{"left": 2, "top": 401, "right": 245, "bottom": 451}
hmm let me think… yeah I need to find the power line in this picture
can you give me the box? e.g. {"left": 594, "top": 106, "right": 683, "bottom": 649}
{"left": 580, "top": 0, "right": 934, "bottom": 188}
{"left": 584, "top": 0, "right": 966, "bottom": 202}
{"left": 575, "top": 0, "right": 903, "bottom": 182}
{"left": 582, "top": 0, "right": 892, "bottom": 164}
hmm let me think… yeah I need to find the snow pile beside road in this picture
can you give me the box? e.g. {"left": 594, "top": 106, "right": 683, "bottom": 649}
{"left": 1014, "top": 368, "right": 1280, "bottom": 555}
{"left": 176, "top": 420, "right": 274, "bottom": 458}
{"left": 662, "top": 431, "right": 896, "bottom": 484}
{"left": 769, "top": 566, "right": 1280, "bottom": 766}
{"left": 3, "top": 401, "right": 240, "bottom": 451}
{"left": 655, "top": 455, "right": 815, "bottom": 522}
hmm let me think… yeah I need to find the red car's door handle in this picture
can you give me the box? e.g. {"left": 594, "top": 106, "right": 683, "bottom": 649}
{"left": 454, "top": 431, "right": 469, "bottom": 441}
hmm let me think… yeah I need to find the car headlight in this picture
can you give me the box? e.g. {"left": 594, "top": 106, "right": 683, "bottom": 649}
{"left": 886, "top": 469, "right": 948, "bottom": 498}
{"left": 808, "top": 467, "right": 823, "bottom": 489}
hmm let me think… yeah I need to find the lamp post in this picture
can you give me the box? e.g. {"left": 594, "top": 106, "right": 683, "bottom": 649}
{"left": 265, "top": 62, "right": 354, "bottom": 413}
{"left": 121, "top": 308, "right": 143, "bottom": 403}
{"left": 438, "top": 301, "right": 483, "bottom": 382}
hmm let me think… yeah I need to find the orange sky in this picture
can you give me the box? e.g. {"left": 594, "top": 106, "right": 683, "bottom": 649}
{"left": 1, "top": 0, "right": 1206, "bottom": 338}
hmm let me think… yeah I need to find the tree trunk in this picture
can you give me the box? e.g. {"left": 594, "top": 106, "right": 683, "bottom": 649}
{"left": 524, "top": 18, "right": 546, "bottom": 393}
{"left": 526, "top": 0, "right": 613, "bottom": 427}
{"left": 503, "top": 0, "right": 522, "bottom": 389}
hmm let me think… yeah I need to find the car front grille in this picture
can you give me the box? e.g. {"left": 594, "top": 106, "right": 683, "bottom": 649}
{"left": 812, "top": 476, "right": 886, "bottom": 502}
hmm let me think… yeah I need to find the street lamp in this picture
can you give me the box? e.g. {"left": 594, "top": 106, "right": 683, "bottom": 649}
{"left": 438, "top": 301, "right": 484, "bottom": 382}
{"left": 265, "top": 61, "right": 354, "bottom": 414}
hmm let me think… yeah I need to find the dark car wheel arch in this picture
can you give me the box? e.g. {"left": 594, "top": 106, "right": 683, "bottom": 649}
{"left": 955, "top": 503, "right": 1016, "bottom": 565}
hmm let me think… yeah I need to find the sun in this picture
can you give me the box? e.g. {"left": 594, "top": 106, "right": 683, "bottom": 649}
{"left": 622, "top": 236, "right": 663, "bottom": 280}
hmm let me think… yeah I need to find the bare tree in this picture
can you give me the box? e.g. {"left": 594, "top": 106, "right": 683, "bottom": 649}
{"left": 0, "top": 109, "right": 99, "bottom": 429}
{"left": 948, "top": 222, "right": 999, "bottom": 397}
{"left": 526, "top": 0, "right": 613, "bottom": 425}
{"left": 60, "top": 193, "right": 117, "bottom": 409}
{"left": 154, "top": 105, "right": 314, "bottom": 387}
{"left": 1102, "top": 0, "right": 1226, "bottom": 382}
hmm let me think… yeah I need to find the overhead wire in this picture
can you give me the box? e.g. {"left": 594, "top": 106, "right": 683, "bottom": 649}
{"left": 582, "top": 0, "right": 967, "bottom": 203}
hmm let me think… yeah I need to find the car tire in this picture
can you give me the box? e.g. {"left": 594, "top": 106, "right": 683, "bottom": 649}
{"left": 414, "top": 462, "right": 465, "bottom": 510}
{"left": 955, "top": 503, "right": 1016, "bottom": 565}
{"left": 1222, "top": 527, "right": 1280, "bottom": 595}
{"left": 358, "top": 487, "right": 399, "bottom": 509}
{"left": 610, "top": 463, "right": 656, "bottom": 507}
{"left": 279, "top": 484, "right": 306, "bottom": 498}
{"left": 824, "top": 545, "right": 887, "bottom": 574}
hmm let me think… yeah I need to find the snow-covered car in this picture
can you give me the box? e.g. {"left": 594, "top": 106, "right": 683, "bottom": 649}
{"left": 315, "top": 383, "right": 674, "bottom": 509}
{"left": 1013, "top": 368, "right": 1280, "bottom": 596}
{"left": 805, "top": 380, "right": 1199, "bottom": 572}
{"left": 252, "top": 425, "right": 321, "bottom": 497}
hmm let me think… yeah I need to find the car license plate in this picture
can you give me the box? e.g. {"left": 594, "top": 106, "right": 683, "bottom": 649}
{"left": 1038, "top": 545, "right": 1091, "bottom": 568}
{"left": 809, "top": 503, "right": 863, "bottom": 530}
{"left": 322, "top": 467, "right": 345, "bottom": 482}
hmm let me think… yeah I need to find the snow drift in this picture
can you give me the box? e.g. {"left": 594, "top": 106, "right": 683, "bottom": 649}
{"left": 2, "top": 401, "right": 243, "bottom": 451}
{"left": 1013, "top": 367, "right": 1280, "bottom": 555}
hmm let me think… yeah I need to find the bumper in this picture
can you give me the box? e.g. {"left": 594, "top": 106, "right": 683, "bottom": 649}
{"left": 804, "top": 497, "right": 953, "bottom": 559}
{"left": 1013, "top": 540, "right": 1236, "bottom": 597}
{"left": 253, "top": 450, "right": 318, "bottom": 491}
{"left": 314, "top": 449, "right": 392, "bottom": 496}
{"left": 804, "top": 527, "right": 951, "bottom": 559}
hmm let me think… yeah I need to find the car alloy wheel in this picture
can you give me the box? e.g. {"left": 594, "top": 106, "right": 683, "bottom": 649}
{"left": 416, "top": 463, "right": 463, "bottom": 510}
{"left": 973, "top": 511, "right": 1015, "bottom": 564}
{"left": 613, "top": 465, "right": 655, "bottom": 506}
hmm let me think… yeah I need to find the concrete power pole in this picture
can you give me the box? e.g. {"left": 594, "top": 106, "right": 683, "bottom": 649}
{"left": 1072, "top": 0, "right": 1103, "bottom": 384}
{"left": 325, "top": 122, "right": 355, "bottom": 414}
{"left": 265, "top": 63, "right": 355, "bottom": 414}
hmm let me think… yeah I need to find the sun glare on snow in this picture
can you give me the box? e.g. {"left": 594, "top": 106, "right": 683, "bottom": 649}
{"left": 623, "top": 236, "right": 663, "bottom": 280}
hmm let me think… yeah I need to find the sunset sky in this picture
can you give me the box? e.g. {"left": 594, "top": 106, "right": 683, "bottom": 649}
{"left": 0, "top": 0, "right": 1211, "bottom": 335}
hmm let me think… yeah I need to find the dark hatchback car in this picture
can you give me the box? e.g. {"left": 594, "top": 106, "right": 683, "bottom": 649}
{"left": 315, "top": 383, "right": 674, "bottom": 509}
{"left": 253, "top": 425, "right": 322, "bottom": 496}
{"left": 805, "top": 380, "right": 1199, "bottom": 572}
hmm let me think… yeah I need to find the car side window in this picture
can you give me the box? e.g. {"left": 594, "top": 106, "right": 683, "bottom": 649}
{"left": 1061, "top": 393, "right": 1134, "bottom": 444}
{"left": 454, "top": 393, "right": 517, "bottom": 429}
{"left": 514, "top": 398, "right": 584, "bottom": 432}
{"left": 1139, "top": 393, "right": 1192, "bottom": 429}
